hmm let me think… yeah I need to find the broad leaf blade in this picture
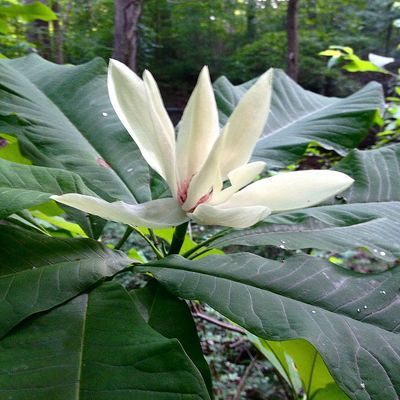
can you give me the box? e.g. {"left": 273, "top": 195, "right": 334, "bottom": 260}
{"left": 214, "top": 70, "right": 383, "bottom": 168}
{"left": 130, "top": 280, "right": 213, "bottom": 397}
{"left": 140, "top": 254, "right": 400, "bottom": 400}
{"left": 0, "top": 225, "right": 130, "bottom": 338}
{"left": 0, "top": 54, "right": 150, "bottom": 203}
{"left": 0, "top": 282, "right": 211, "bottom": 399}
{"left": 214, "top": 144, "right": 400, "bottom": 260}
{"left": 0, "top": 158, "right": 96, "bottom": 219}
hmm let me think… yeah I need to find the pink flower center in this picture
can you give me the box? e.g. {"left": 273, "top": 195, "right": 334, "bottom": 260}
{"left": 177, "top": 176, "right": 212, "bottom": 212}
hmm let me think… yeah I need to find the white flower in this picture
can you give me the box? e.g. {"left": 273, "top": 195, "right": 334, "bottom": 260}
{"left": 51, "top": 60, "right": 353, "bottom": 229}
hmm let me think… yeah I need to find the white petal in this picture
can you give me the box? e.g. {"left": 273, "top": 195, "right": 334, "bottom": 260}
{"left": 218, "top": 69, "right": 273, "bottom": 177}
{"left": 189, "top": 203, "right": 270, "bottom": 229}
{"left": 176, "top": 66, "right": 219, "bottom": 183}
{"left": 209, "top": 161, "right": 266, "bottom": 205}
{"left": 181, "top": 133, "right": 225, "bottom": 211}
{"left": 181, "top": 69, "right": 272, "bottom": 211}
{"left": 222, "top": 170, "right": 354, "bottom": 212}
{"left": 108, "top": 60, "right": 176, "bottom": 188}
{"left": 51, "top": 194, "right": 188, "bottom": 228}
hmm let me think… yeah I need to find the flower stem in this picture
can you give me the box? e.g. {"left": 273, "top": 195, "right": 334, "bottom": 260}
{"left": 114, "top": 226, "right": 134, "bottom": 250}
{"left": 168, "top": 222, "right": 189, "bottom": 255}
{"left": 131, "top": 226, "right": 164, "bottom": 259}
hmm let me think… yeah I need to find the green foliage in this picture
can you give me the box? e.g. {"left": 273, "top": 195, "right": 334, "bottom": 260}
{"left": 140, "top": 252, "right": 400, "bottom": 399}
{"left": 213, "top": 144, "right": 400, "bottom": 262}
{"left": 249, "top": 335, "right": 350, "bottom": 399}
{"left": 0, "top": 54, "right": 150, "bottom": 204}
{"left": 0, "top": 281, "right": 211, "bottom": 399}
{"left": 0, "top": 0, "right": 57, "bottom": 57}
{"left": 215, "top": 69, "right": 383, "bottom": 168}
{"left": 0, "top": 55, "right": 399, "bottom": 399}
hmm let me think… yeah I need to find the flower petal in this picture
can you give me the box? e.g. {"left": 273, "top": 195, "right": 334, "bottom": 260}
{"left": 221, "top": 170, "right": 354, "bottom": 212}
{"left": 176, "top": 66, "right": 219, "bottom": 183}
{"left": 209, "top": 161, "right": 266, "bottom": 205}
{"left": 108, "top": 60, "right": 176, "bottom": 190}
{"left": 51, "top": 194, "right": 188, "bottom": 228}
{"left": 182, "top": 133, "right": 225, "bottom": 211}
{"left": 189, "top": 203, "right": 270, "bottom": 229}
{"left": 218, "top": 68, "right": 273, "bottom": 177}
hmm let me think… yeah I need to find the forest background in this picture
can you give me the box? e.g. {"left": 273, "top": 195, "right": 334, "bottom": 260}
{"left": 1, "top": 0, "right": 399, "bottom": 113}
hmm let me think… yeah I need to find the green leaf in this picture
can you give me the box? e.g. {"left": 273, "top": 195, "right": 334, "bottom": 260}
{"left": 250, "top": 335, "right": 350, "bottom": 399}
{"left": 0, "top": 133, "right": 31, "bottom": 164}
{"left": 214, "top": 70, "right": 383, "bottom": 168}
{"left": 139, "top": 253, "right": 400, "bottom": 400}
{"left": 130, "top": 280, "right": 213, "bottom": 397}
{"left": 0, "top": 54, "right": 150, "bottom": 204}
{"left": 0, "top": 281, "right": 211, "bottom": 399}
{"left": 0, "top": 2, "right": 57, "bottom": 22}
{"left": 0, "top": 158, "right": 95, "bottom": 219}
{"left": 213, "top": 144, "right": 400, "bottom": 261}
{"left": 0, "top": 225, "right": 130, "bottom": 339}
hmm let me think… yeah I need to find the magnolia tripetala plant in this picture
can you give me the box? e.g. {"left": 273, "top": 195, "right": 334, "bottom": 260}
{"left": 51, "top": 60, "right": 353, "bottom": 229}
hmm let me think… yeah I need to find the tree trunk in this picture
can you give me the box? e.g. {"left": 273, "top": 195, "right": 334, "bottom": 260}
{"left": 52, "top": 1, "right": 64, "bottom": 64}
{"left": 287, "top": 0, "right": 299, "bottom": 81}
{"left": 112, "top": 0, "right": 144, "bottom": 72}
{"left": 25, "top": 0, "right": 51, "bottom": 59}
{"left": 246, "top": 0, "right": 257, "bottom": 40}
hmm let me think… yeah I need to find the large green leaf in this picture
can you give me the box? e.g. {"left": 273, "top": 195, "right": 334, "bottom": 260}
{"left": 130, "top": 280, "right": 213, "bottom": 397}
{"left": 250, "top": 335, "right": 350, "bottom": 399}
{"left": 140, "top": 253, "right": 400, "bottom": 400}
{"left": 0, "top": 54, "right": 150, "bottom": 204}
{"left": 0, "top": 225, "right": 130, "bottom": 338}
{"left": 0, "top": 158, "right": 96, "bottom": 219}
{"left": 214, "top": 70, "right": 383, "bottom": 168}
{"left": 0, "top": 281, "right": 211, "bottom": 399}
{"left": 214, "top": 144, "right": 400, "bottom": 260}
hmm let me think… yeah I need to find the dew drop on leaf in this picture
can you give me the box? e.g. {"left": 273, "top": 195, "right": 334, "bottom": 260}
{"left": 363, "top": 305, "right": 368, "bottom": 309}
{"left": 357, "top": 308, "right": 361, "bottom": 313}
{"left": 101, "top": 112, "right": 108, "bottom": 117}
{"left": 360, "top": 382, "right": 365, "bottom": 389}
{"left": 380, "top": 290, "right": 386, "bottom": 295}
{"left": 379, "top": 251, "right": 386, "bottom": 256}
{"left": 311, "top": 310, "right": 316, "bottom": 314}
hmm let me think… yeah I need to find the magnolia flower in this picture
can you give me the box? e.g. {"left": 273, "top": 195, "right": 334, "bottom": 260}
{"left": 51, "top": 60, "right": 353, "bottom": 229}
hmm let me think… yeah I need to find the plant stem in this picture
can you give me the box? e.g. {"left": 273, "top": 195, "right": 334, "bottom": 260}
{"left": 168, "top": 222, "right": 189, "bottom": 255}
{"left": 114, "top": 226, "right": 133, "bottom": 250}
{"left": 131, "top": 226, "right": 164, "bottom": 259}
{"left": 192, "top": 311, "right": 245, "bottom": 334}
{"left": 148, "top": 228, "right": 165, "bottom": 255}
{"left": 182, "top": 228, "right": 230, "bottom": 259}
{"left": 233, "top": 355, "right": 258, "bottom": 400}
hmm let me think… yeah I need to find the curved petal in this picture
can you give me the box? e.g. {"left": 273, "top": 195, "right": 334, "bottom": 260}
{"left": 108, "top": 60, "right": 176, "bottom": 189}
{"left": 189, "top": 203, "right": 270, "bottom": 229}
{"left": 209, "top": 161, "right": 266, "bottom": 205}
{"left": 222, "top": 170, "right": 354, "bottom": 212}
{"left": 51, "top": 194, "right": 188, "bottom": 228}
{"left": 176, "top": 66, "right": 219, "bottom": 183}
{"left": 218, "top": 68, "right": 273, "bottom": 177}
